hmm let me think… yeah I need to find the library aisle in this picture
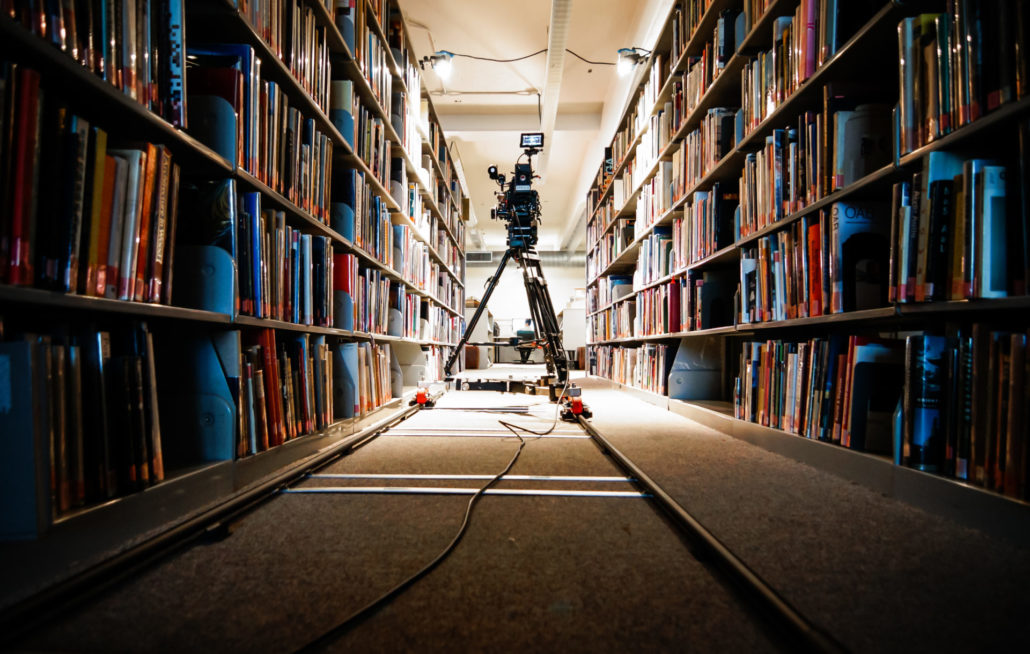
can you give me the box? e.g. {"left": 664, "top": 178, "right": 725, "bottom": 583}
{"left": 9, "top": 365, "right": 1027, "bottom": 652}
{"left": 11, "top": 379, "right": 775, "bottom": 653}
{"left": 576, "top": 377, "right": 1030, "bottom": 652}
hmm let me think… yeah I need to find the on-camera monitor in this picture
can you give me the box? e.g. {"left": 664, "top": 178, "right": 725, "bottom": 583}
{"left": 520, "top": 132, "right": 544, "bottom": 148}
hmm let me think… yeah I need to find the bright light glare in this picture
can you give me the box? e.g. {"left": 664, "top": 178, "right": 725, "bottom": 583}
{"left": 617, "top": 55, "right": 634, "bottom": 77}
{"left": 434, "top": 56, "right": 453, "bottom": 80}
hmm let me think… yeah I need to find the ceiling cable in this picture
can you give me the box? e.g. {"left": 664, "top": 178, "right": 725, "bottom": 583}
{"left": 442, "top": 48, "right": 614, "bottom": 66}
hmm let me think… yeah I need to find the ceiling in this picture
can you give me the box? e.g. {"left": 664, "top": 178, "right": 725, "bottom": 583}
{"left": 398, "top": 0, "right": 670, "bottom": 252}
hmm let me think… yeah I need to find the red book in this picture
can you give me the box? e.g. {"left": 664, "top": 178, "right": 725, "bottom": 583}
{"left": 91, "top": 156, "right": 117, "bottom": 296}
{"left": 8, "top": 67, "right": 42, "bottom": 285}
{"left": 806, "top": 219, "right": 822, "bottom": 316}
{"left": 133, "top": 143, "right": 158, "bottom": 301}
{"left": 260, "top": 330, "right": 284, "bottom": 446}
{"left": 666, "top": 279, "right": 680, "bottom": 334}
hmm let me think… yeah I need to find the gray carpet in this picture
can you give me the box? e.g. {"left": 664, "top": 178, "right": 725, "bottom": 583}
{"left": 576, "top": 378, "right": 1030, "bottom": 653}
{"left": 12, "top": 388, "right": 777, "bottom": 653}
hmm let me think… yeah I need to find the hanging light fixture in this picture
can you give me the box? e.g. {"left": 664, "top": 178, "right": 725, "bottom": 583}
{"left": 616, "top": 47, "right": 649, "bottom": 77}
{"left": 421, "top": 50, "right": 454, "bottom": 80}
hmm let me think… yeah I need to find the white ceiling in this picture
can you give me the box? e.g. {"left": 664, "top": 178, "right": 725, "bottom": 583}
{"left": 399, "top": 0, "right": 671, "bottom": 252}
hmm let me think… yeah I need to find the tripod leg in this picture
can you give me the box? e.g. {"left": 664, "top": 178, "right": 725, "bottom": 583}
{"left": 517, "top": 250, "right": 569, "bottom": 385}
{"left": 444, "top": 249, "right": 512, "bottom": 377}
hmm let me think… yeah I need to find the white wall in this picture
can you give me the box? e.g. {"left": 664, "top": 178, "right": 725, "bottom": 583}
{"left": 465, "top": 261, "right": 586, "bottom": 338}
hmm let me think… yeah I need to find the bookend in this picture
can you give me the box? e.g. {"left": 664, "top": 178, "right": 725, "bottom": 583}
{"left": 173, "top": 246, "right": 237, "bottom": 316}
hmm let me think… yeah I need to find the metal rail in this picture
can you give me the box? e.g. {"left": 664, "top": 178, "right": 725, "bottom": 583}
{"left": 577, "top": 415, "right": 848, "bottom": 654}
{"left": 0, "top": 403, "right": 422, "bottom": 643}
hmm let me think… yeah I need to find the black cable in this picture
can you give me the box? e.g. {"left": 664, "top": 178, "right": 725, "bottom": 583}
{"left": 564, "top": 49, "right": 616, "bottom": 66}
{"left": 446, "top": 48, "right": 547, "bottom": 63}
{"left": 444, "top": 48, "right": 615, "bottom": 66}
{"left": 293, "top": 380, "right": 571, "bottom": 652}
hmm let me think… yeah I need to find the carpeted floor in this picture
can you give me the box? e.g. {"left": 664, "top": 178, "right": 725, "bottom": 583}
{"left": 576, "top": 377, "right": 1030, "bottom": 653}
{"left": 11, "top": 367, "right": 1030, "bottom": 653}
{"left": 11, "top": 381, "right": 777, "bottom": 653}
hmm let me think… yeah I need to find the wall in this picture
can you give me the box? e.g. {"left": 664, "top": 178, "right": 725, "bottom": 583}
{"left": 465, "top": 258, "right": 586, "bottom": 338}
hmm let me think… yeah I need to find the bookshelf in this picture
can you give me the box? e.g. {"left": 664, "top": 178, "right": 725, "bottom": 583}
{"left": 0, "top": 0, "right": 467, "bottom": 610}
{"left": 584, "top": 0, "right": 1030, "bottom": 529}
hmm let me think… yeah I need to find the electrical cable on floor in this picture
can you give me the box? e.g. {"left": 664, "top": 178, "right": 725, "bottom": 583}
{"left": 293, "top": 379, "right": 571, "bottom": 653}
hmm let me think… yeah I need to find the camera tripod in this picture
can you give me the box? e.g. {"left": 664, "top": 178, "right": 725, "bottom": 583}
{"left": 438, "top": 133, "right": 588, "bottom": 419}
{"left": 444, "top": 242, "right": 569, "bottom": 387}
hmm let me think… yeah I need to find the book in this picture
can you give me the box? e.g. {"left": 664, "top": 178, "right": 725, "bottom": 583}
{"left": 828, "top": 201, "right": 889, "bottom": 313}
{"left": 0, "top": 340, "right": 52, "bottom": 538}
{"left": 904, "top": 333, "right": 948, "bottom": 472}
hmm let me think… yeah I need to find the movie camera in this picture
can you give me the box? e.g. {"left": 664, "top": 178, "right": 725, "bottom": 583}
{"left": 487, "top": 132, "right": 544, "bottom": 248}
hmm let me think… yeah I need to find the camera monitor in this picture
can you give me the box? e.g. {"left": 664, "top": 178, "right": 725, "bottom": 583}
{"left": 520, "top": 132, "right": 544, "bottom": 148}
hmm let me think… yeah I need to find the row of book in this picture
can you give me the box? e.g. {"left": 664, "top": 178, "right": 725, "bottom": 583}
{"left": 635, "top": 160, "right": 676, "bottom": 233}
{"left": 594, "top": 114, "right": 638, "bottom": 202}
{"left": 586, "top": 217, "right": 635, "bottom": 281}
{"left": 587, "top": 269, "right": 735, "bottom": 342}
{"left": 237, "top": 0, "right": 333, "bottom": 115}
{"left": 734, "top": 335, "right": 897, "bottom": 447}
{"left": 635, "top": 226, "right": 675, "bottom": 287}
{"left": 587, "top": 198, "right": 615, "bottom": 248}
{"left": 588, "top": 274, "right": 633, "bottom": 315}
{"left": 675, "top": 12, "right": 735, "bottom": 128}
{"left": 739, "top": 2, "right": 881, "bottom": 135}
{"left": 1, "top": 65, "right": 181, "bottom": 303}
{"left": 669, "top": 1, "right": 716, "bottom": 66}
{"left": 672, "top": 182, "right": 738, "bottom": 267}
{"left": 235, "top": 328, "right": 333, "bottom": 454}
{"left": 898, "top": 5, "right": 1029, "bottom": 156}
{"left": 187, "top": 43, "right": 334, "bottom": 223}
{"left": 432, "top": 226, "right": 464, "bottom": 280}
{"left": 331, "top": 78, "right": 389, "bottom": 189}
{"left": 586, "top": 0, "right": 882, "bottom": 263}
{"left": 598, "top": 105, "right": 735, "bottom": 261}
{"left": 6, "top": 0, "right": 188, "bottom": 127}
{"left": 739, "top": 201, "right": 888, "bottom": 324}
{"left": 737, "top": 93, "right": 891, "bottom": 238}
{"left": 0, "top": 321, "right": 164, "bottom": 539}
{"left": 888, "top": 151, "right": 1020, "bottom": 304}
{"left": 233, "top": 190, "right": 334, "bottom": 325}
{"left": 732, "top": 325, "right": 1030, "bottom": 500}
{"left": 588, "top": 297, "right": 634, "bottom": 342}
{"left": 591, "top": 343, "right": 670, "bottom": 396}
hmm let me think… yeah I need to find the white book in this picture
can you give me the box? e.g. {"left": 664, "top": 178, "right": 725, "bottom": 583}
{"left": 104, "top": 155, "right": 129, "bottom": 299}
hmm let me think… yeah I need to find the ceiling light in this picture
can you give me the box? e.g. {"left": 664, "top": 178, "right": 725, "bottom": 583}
{"left": 616, "top": 47, "right": 648, "bottom": 77}
{"left": 421, "top": 50, "right": 454, "bottom": 80}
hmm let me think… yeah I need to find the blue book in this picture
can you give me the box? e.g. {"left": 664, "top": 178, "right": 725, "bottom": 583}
{"left": 0, "top": 341, "right": 51, "bottom": 539}
{"left": 291, "top": 234, "right": 301, "bottom": 323}
{"left": 165, "top": 0, "right": 186, "bottom": 126}
{"left": 301, "top": 234, "right": 312, "bottom": 325}
{"left": 244, "top": 192, "right": 262, "bottom": 317}
{"left": 333, "top": 342, "right": 359, "bottom": 419}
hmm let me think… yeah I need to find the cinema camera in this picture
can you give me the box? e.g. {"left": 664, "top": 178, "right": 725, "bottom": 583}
{"left": 487, "top": 132, "right": 545, "bottom": 249}
{"left": 443, "top": 132, "right": 590, "bottom": 419}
